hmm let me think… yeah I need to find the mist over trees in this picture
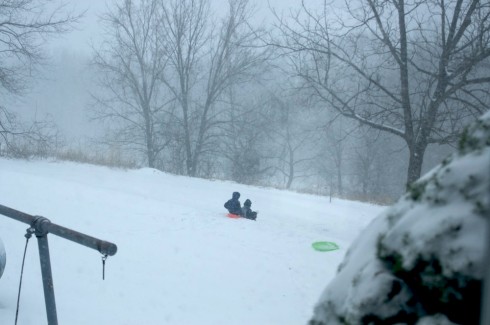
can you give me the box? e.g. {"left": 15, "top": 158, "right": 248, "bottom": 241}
{"left": 0, "top": 0, "right": 80, "bottom": 157}
{"left": 272, "top": 0, "right": 490, "bottom": 186}
{"left": 91, "top": 0, "right": 170, "bottom": 169}
{"left": 1, "top": 0, "right": 489, "bottom": 202}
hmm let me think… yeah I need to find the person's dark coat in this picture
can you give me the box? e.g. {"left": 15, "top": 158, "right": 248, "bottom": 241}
{"left": 224, "top": 192, "right": 242, "bottom": 215}
{"left": 241, "top": 199, "right": 257, "bottom": 220}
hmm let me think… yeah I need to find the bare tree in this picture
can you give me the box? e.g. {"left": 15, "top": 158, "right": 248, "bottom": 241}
{"left": 225, "top": 107, "right": 266, "bottom": 184}
{"left": 220, "top": 89, "right": 273, "bottom": 185}
{"left": 160, "top": 0, "right": 266, "bottom": 177}
{"left": 0, "top": 110, "right": 62, "bottom": 158}
{"left": 319, "top": 117, "right": 356, "bottom": 197}
{"left": 158, "top": 0, "right": 208, "bottom": 176}
{"left": 91, "top": 0, "right": 170, "bottom": 168}
{"left": 0, "top": 0, "right": 80, "bottom": 152}
{"left": 266, "top": 92, "right": 318, "bottom": 189}
{"left": 351, "top": 127, "right": 386, "bottom": 197}
{"left": 273, "top": 0, "right": 490, "bottom": 185}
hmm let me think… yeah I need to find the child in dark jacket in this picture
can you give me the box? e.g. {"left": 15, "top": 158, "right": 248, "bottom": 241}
{"left": 224, "top": 192, "right": 242, "bottom": 215}
{"left": 241, "top": 199, "right": 257, "bottom": 220}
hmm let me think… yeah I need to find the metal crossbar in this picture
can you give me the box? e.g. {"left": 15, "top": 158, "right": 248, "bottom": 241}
{"left": 0, "top": 204, "right": 117, "bottom": 325}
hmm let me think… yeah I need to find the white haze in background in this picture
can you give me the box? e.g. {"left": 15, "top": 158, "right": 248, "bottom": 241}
{"left": 12, "top": 0, "right": 307, "bottom": 143}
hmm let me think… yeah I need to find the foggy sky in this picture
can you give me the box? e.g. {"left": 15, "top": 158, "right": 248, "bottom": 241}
{"left": 14, "top": 0, "right": 310, "bottom": 142}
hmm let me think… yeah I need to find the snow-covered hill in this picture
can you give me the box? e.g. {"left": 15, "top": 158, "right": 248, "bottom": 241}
{"left": 0, "top": 158, "right": 383, "bottom": 324}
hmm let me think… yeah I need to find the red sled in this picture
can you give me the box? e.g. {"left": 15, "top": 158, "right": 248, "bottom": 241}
{"left": 226, "top": 213, "right": 241, "bottom": 219}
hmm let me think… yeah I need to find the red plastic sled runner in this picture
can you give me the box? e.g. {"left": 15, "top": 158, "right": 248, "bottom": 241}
{"left": 226, "top": 213, "right": 241, "bottom": 219}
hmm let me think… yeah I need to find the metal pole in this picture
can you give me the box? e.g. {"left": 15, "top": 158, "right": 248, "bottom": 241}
{"left": 47, "top": 222, "right": 117, "bottom": 256}
{"left": 0, "top": 204, "right": 117, "bottom": 256}
{"left": 37, "top": 234, "right": 58, "bottom": 325}
{"left": 0, "top": 205, "right": 118, "bottom": 324}
{"left": 34, "top": 216, "right": 58, "bottom": 325}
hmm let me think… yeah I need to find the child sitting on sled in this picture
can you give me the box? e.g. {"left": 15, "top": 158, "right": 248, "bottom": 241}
{"left": 224, "top": 192, "right": 242, "bottom": 215}
{"left": 241, "top": 199, "right": 257, "bottom": 221}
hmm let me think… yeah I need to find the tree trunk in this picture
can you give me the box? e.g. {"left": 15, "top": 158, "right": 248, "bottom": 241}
{"left": 147, "top": 150, "right": 155, "bottom": 168}
{"left": 286, "top": 147, "right": 294, "bottom": 189}
{"left": 406, "top": 142, "right": 427, "bottom": 186}
{"left": 337, "top": 166, "right": 343, "bottom": 196}
{"left": 362, "top": 178, "right": 367, "bottom": 196}
{"left": 143, "top": 105, "right": 155, "bottom": 168}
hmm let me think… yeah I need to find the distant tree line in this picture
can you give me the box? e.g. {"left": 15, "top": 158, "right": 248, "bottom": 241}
{"left": 0, "top": 0, "right": 489, "bottom": 202}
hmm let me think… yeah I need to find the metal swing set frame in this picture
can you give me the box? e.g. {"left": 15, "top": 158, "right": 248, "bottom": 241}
{"left": 0, "top": 204, "right": 117, "bottom": 325}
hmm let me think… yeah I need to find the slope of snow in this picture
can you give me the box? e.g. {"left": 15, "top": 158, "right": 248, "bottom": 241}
{"left": 0, "top": 158, "right": 383, "bottom": 324}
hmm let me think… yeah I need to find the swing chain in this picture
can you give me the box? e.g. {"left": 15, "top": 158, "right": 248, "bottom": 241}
{"left": 101, "top": 254, "right": 108, "bottom": 280}
{"left": 15, "top": 227, "right": 36, "bottom": 325}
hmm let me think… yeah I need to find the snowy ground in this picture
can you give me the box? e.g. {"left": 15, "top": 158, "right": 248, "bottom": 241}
{"left": 0, "top": 158, "right": 383, "bottom": 324}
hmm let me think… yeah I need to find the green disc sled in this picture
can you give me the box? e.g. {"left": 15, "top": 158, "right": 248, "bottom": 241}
{"left": 312, "top": 241, "right": 339, "bottom": 252}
